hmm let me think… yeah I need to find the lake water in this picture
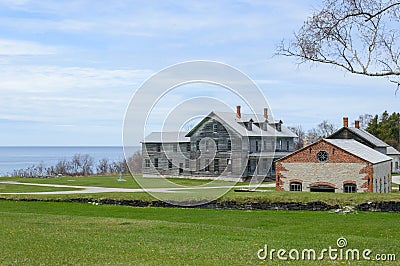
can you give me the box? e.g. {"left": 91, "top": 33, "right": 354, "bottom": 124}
{"left": 0, "top": 146, "right": 140, "bottom": 176}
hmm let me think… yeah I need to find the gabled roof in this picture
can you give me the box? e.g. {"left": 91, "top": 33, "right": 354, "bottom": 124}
{"left": 324, "top": 139, "right": 392, "bottom": 164}
{"left": 141, "top": 132, "right": 190, "bottom": 143}
{"left": 278, "top": 139, "right": 392, "bottom": 164}
{"left": 328, "top": 127, "right": 389, "bottom": 148}
{"left": 186, "top": 111, "right": 297, "bottom": 138}
{"left": 387, "top": 146, "right": 400, "bottom": 155}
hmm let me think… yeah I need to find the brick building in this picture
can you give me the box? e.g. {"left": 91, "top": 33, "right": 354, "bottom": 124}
{"left": 276, "top": 139, "right": 392, "bottom": 193}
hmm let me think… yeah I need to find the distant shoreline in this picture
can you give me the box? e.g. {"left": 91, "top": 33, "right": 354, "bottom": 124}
{"left": 0, "top": 146, "right": 141, "bottom": 176}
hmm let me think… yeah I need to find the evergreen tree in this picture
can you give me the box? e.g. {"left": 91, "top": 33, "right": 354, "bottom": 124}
{"left": 366, "top": 111, "right": 400, "bottom": 150}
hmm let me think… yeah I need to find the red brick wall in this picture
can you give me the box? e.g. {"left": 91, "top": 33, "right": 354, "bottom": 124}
{"left": 276, "top": 162, "right": 287, "bottom": 191}
{"left": 281, "top": 140, "right": 366, "bottom": 164}
{"left": 360, "top": 164, "right": 373, "bottom": 192}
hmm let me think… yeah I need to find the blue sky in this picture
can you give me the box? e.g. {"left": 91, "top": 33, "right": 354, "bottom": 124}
{"left": 0, "top": 0, "right": 398, "bottom": 146}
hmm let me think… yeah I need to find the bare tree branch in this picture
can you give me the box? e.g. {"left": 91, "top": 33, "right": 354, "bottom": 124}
{"left": 277, "top": 0, "right": 400, "bottom": 89}
{"left": 365, "top": 2, "right": 400, "bottom": 21}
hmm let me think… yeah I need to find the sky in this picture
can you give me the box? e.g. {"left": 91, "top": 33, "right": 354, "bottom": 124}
{"left": 0, "top": 0, "right": 398, "bottom": 146}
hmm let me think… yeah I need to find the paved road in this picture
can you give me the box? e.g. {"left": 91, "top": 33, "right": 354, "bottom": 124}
{"left": 0, "top": 181, "right": 275, "bottom": 195}
{"left": 393, "top": 175, "right": 400, "bottom": 185}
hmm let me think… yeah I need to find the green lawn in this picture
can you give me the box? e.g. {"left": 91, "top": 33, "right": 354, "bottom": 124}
{"left": 0, "top": 175, "right": 143, "bottom": 188}
{"left": 0, "top": 175, "right": 238, "bottom": 189}
{"left": 0, "top": 200, "right": 398, "bottom": 265}
{"left": 0, "top": 183, "right": 83, "bottom": 193}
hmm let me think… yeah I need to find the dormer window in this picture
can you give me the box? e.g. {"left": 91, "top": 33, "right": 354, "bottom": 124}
{"left": 213, "top": 124, "right": 218, "bottom": 133}
{"left": 245, "top": 119, "right": 253, "bottom": 131}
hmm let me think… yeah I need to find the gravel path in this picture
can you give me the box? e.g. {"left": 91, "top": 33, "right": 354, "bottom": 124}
{"left": 0, "top": 180, "right": 275, "bottom": 195}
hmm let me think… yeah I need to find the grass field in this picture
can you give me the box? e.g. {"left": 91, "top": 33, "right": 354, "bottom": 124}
{"left": 1, "top": 175, "right": 400, "bottom": 206}
{"left": 0, "top": 175, "right": 238, "bottom": 189}
{"left": 0, "top": 200, "right": 398, "bottom": 265}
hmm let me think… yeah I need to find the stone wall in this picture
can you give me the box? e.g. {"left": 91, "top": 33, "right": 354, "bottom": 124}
{"left": 2, "top": 197, "right": 400, "bottom": 212}
{"left": 373, "top": 161, "right": 392, "bottom": 193}
{"left": 279, "top": 162, "right": 368, "bottom": 192}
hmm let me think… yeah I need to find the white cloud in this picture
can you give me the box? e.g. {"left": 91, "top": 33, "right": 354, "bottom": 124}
{"left": 0, "top": 18, "right": 95, "bottom": 33}
{"left": 0, "top": 65, "right": 153, "bottom": 93}
{"left": 0, "top": 64, "right": 154, "bottom": 129}
{"left": 0, "top": 39, "right": 57, "bottom": 56}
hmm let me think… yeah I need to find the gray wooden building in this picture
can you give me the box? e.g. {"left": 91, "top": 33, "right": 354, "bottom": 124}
{"left": 142, "top": 106, "right": 297, "bottom": 181}
{"left": 327, "top": 117, "right": 389, "bottom": 154}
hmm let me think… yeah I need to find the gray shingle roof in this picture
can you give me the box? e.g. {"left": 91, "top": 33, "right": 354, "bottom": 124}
{"left": 187, "top": 111, "right": 297, "bottom": 138}
{"left": 142, "top": 132, "right": 190, "bottom": 143}
{"left": 387, "top": 146, "right": 400, "bottom": 155}
{"left": 346, "top": 127, "right": 389, "bottom": 147}
{"left": 325, "top": 139, "right": 392, "bottom": 164}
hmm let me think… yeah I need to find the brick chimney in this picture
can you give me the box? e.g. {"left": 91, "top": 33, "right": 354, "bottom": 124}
{"left": 355, "top": 120, "right": 360, "bottom": 129}
{"left": 264, "top": 108, "right": 268, "bottom": 119}
{"left": 236, "top": 105, "right": 241, "bottom": 118}
{"left": 343, "top": 117, "right": 349, "bottom": 127}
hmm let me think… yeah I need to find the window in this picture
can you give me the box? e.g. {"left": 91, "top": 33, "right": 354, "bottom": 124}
{"left": 316, "top": 151, "right": 329, "bottom": 162}
{"left": 179, "top": 163, "right": 183, "bottom": 174}
{"left": 145, "top": 159, "right": 150, "bottom": 168}
{"left": 227, "top": 159, "right": 232, "bottom": 172}
{"left": 215, "top": 140, "right": 219, "bottom": 151}
{"left": 343, "top": 183, "right": 356, "bottom": 193}
{"left": 154, "top": 158, "right": 159, "bottom": 168}
{"left": 196, "top": 140, "right": 200, "bottom": 151}
{"left": 186, "top": 143, "right": 191, "bottom": 152}
{"left": 396, "top": 162, "right": 399, "bottom": 170}
{"left": 279, "top": 139, "right": 282, "bottom": 150}
{"left": 286, "top": 141, "right": 290, "bottom": 151}
{"left": 290, "top": 182, "right": 302, "bottom": 191}
{"left": 255, "top": 140, "right": 259, "bottom": 152}
{"left": 205, "top": 140, "right": 209, "bottom": 151}
{"left": 227, "top": 140, "right": 232, "bottom": 150}
{"left": 173, "top": 144, "right": 177, "bottom": 152}
{"left": 156, "top": 144, "right": 161, "bottom": 152}
{"left": 263, "top": 141, "right": 267, "bottom": 151}
{"left": 214, "top": 159, "right": 219, "bottom": 172}
{"left": 168, "top": 160, "right": 172, "bottom": 169}
{"left": 383, "top": 176, "right": 387, "bottom": 193}
{"left": 205, "top": 159, "right": 210, "bottom": 172}
{"left": 213, "top": 124, "right": 218, "bottom": 133}
{"left": 185, "top": 159, "right": 190, "bottom": 169}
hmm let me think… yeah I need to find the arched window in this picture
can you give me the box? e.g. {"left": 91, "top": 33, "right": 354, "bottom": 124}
{"left": 290, "top": 182, "right": 302, "bottom": 191}
{"left": 343, "top": 183, "right": 357, "bottom": 193}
